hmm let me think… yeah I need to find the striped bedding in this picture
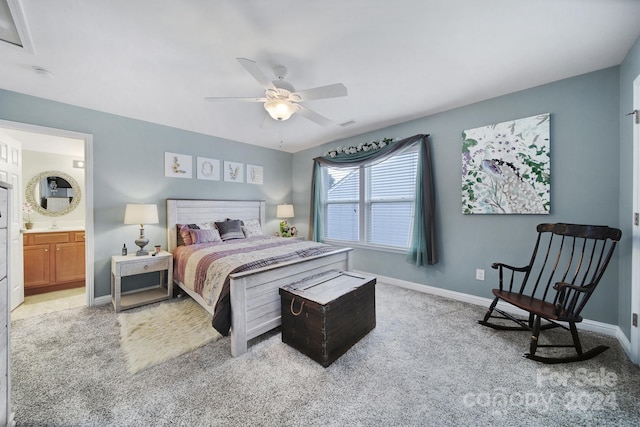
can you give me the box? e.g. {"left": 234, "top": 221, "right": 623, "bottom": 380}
{"left": 173, "top": 236, "right": 336, "bottom": 335}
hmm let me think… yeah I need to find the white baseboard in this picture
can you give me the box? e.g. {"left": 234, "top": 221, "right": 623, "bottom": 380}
{"left": 358, "top": 270, "right": 625, "bottom": 341}
{"left": 93, "top": 294, "right": 111, "bottom": 306}
{"left": 616, "top": 328, "right": 632, "bottom": 355}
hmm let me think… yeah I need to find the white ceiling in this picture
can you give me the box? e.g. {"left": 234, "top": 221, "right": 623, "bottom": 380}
{"left": 0, "top": 1, "right": 638, "bottom": 153}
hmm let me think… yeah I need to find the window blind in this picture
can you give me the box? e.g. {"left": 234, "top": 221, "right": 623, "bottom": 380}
{"left": 322, "top": 149, "right": 418, "bottom": 248}
{"left": 366, "top": 150, "right": 417, "bottom": 247}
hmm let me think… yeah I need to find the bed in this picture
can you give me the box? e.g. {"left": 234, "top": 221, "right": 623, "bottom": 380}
{"left": 166, "top": 199, "right": 353, "bottom": 357}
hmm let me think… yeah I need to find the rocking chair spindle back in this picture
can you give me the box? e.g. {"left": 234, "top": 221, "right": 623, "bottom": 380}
{"left": 479, "top": 223, "right": 621, "bottom": 364}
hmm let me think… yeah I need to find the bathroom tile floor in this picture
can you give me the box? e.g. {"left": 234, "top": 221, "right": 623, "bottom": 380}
{"left": 11, "top": 287, "right": 85, "bottom": 321}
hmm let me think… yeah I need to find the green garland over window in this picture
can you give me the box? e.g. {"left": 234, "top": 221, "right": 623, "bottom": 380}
{"left": 324, "top": 137, "right": 397, "bottom": 158}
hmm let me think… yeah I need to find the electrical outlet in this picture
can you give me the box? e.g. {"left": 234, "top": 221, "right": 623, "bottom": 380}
{"left": 476, "top": 269, "right": 485, "bottom": 281}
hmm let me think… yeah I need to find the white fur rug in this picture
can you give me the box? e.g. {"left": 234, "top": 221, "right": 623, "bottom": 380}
{"left": 118, "top": 298, "right": 222, "bottom": 374}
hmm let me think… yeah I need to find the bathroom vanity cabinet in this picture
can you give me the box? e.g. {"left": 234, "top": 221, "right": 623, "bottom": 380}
{"left": 23, "top": 230, "right": 85, "bottom": 295}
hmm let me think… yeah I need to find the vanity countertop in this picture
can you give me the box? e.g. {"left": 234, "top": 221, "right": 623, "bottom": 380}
{"left": 22, "top": 227, "right": 85, "bottom": 233}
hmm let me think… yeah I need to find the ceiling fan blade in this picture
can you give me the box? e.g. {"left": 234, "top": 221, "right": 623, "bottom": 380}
{"left": 204, "top": 96, "right": 267, "bottom": 102}
{"left": 296, "top": 105, "right": 332, "bottom": 127}
{"left": 291, "top": 83, "right": 347, "bottom": 102}
{"left": 236, "top": 58, "right": 276, "bottom": 91}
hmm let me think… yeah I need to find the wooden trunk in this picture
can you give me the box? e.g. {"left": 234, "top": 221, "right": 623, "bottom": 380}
{"left": 279, "top": 271, "right": 376, "bottom": 367}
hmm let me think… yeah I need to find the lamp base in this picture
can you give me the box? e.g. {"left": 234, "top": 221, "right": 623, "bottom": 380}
{"left": 279, "top": 219, "right": 292, "bottom": 238}
{"left": 135, "top": 229, "right": 149, "bottom": 256}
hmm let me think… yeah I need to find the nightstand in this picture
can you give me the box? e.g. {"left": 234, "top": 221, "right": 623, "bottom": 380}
{"left": 111, "top": 251, "right": 173, "bottom": 312}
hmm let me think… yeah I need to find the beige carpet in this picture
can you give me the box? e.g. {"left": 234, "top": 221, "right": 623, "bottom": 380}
{"left": 12, "top": 283, "right": 640, "bottom": 426}
{"left": 118, "top": 298, "right": 222, "bottom": 374}
{"left": 11, "top": 288, "right": 86, "bottom": 321}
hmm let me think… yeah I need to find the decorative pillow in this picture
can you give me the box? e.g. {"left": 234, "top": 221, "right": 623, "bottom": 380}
{"left": 189, "top": 228, "right": 222, "bottom": 244}
{"left": 215, "top": 219, "right": 245, "bottom": 241}
{"left": 177, "top": 223, "right": 200, "bottom": 246}
{"left": 197, "top": 221, "right": 217, "bottom": 230}
{"left": 242, "top": 218, "right": 263, "bottom": 237}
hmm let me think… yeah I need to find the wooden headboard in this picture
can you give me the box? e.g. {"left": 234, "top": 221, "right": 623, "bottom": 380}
{"left": 166, "top": 199, "right": 266, "bottom": 252}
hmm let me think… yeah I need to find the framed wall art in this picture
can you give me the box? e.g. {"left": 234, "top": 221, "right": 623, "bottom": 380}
{"left": 462, "top": 113, "right": 550, "bottom": 214}
{"left": 224, "top": 161, "right": 244, "bottom": 183}
{"left": 196, "top": 157, "right": 220, "bottom": 181}
{"left": 246, "top": 164, "right": 263, "bottom": 185}
{"left": 165, "top": 152, "right": 192, "bottom": 178}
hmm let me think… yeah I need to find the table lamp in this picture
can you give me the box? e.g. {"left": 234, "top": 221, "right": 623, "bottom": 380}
{"left": 124, "top": 203, "right": 159, "bottom": 255}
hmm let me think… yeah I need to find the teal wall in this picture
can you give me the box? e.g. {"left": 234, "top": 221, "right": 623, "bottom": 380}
{"left": 618, "top": 36, "right": 640, "bottom": 338}
{"left": 2, "top": 35, "right": 639, "bottom": 334}
{"left": 0, "top": 91, "right": 293, "bottom": 298}
{"left": 294, "top": 66, "right": 622, "bottom": 326}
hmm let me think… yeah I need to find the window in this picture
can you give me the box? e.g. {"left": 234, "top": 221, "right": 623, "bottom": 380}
{"left": 321, "top": 148, "right": 418, "bottom": 249}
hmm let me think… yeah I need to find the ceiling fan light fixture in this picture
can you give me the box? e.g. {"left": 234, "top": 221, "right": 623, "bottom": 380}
{"left": 264, "top": 99, "right": 296, "bottom": 121}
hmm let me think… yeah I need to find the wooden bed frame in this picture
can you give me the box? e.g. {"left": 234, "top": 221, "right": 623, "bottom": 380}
{"left": 166, "top": 199, "right": 353, "bottom": 357}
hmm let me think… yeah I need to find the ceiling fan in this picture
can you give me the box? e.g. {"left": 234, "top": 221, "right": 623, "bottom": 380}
{"left": 205, "top": 58, "right": 347, "bottom": 126}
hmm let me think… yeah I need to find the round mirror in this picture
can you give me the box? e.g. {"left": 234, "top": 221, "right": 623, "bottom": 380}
{"left": 25, "top": 170, "right": 81, "bottom": 217}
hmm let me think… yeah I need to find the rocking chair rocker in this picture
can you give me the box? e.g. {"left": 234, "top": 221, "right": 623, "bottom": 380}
{"left": 479, "top": 223, "right": 621, "bottom": 364}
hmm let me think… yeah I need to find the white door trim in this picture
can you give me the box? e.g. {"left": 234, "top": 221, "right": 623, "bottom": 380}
{"left": 0, "top": 131, "right": 23, "bottom": 309}
{"left": 631, "top": 73, "right": 640, "bottom": 365}
{"left": 0, "top": 120, "right": 94, "bottom": 306}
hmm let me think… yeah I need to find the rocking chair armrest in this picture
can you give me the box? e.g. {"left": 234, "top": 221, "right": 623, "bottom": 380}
{"left": 491, "top": 262, "right": 530, "bottom": 292}
{"left": 553, "top": 282, "right": 594, "bottom": 293}
{"left": 553, "top": 281, "right": 595, "bottom": 316}
{"left": 491, "top": 262, "right": 529, "bottom": 272}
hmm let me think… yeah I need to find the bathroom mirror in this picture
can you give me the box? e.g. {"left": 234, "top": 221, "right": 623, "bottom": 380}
{"left": 25, "top": 170, "right": 82, "bottom": 217}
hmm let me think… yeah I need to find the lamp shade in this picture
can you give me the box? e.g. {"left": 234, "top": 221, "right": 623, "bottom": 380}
{"left": 124, "top": 204, "right": 159, "bottom": 225}
{"left": 276, "top": 204, "right": 295, "bottom": 219}
{"left": 264, "top": 99, "right": 297, "bottom": 121}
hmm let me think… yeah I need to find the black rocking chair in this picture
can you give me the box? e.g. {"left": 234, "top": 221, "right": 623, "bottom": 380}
{"left": 479, "top": 223, "right": 621, "bottom": 364}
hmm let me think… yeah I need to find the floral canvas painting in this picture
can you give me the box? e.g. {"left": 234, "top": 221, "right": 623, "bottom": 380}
{"left": 462, "top": 113, "right": 550, "bottom": 214}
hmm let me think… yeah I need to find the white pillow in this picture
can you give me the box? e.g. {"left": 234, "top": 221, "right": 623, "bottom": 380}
{"left": 242, "top": 219, "right": 263, "bottom": 237}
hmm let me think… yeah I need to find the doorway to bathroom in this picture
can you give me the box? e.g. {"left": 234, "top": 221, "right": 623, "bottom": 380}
{"left": 0, "top": 119, "right": 94, "bottom": 316}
